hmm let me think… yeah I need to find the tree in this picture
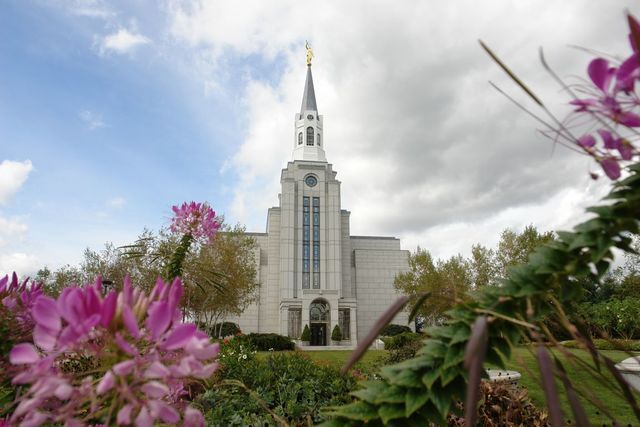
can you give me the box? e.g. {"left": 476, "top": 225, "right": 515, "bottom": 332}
{"left": 469, "top": 244, "right": 498, "bottom": 289}
{"left": 394, "top": 248, "right": 472, "bottom": 326}
{"left": 183, "top": 224, "right": 259, "bottom": 333}
{"left": 496, "top": 225, "right": 555, "bottom": 278}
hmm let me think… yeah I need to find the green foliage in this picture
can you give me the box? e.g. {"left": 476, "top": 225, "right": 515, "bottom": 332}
{"left": 301, "top": 324, "right": 311, "bottom": 341}
{"left": 201, "top": 321, "right": 241, "bottom": 338}
{"left": 384, "top": 336, "right": 424, "bottom": 365}
{"left": 561, "top": 339, "right": 640, "bottom": 351}
{"left": 379, "top": 323, "right": 412, "bottom": 336}
{"left": 323, "top": 164, "right": 640, "bottom": 425}
{"left": 332, "top": 324, "right": 343, "bottom": 341}
{"left": 381, "top": 332, "right": 423, "bottom": 350}
{"left": 198, "top": 351, "right": 358, "bottom": 426}
{"left": 578, "top": 297, "right": 640, "bottom": 339}
{"left": 394, "top": 249, "right": 472, "bottom": 325}
{"left": 243, "top": 333, "right": 295, "bottom": 351}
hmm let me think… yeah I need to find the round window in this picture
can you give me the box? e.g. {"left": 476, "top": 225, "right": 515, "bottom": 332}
{"left": 307, "top": 114, "right": 314, "bottom": 120}
{"left": 305, "top": 175, "right": 318, "bottom": 187}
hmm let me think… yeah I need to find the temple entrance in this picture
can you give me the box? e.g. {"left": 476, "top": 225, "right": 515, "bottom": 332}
{"left": 309, "top": 299, "right": 329, "bottom": 346}
{"left": 310, "top": 323, "right": 326, "bottom": 346}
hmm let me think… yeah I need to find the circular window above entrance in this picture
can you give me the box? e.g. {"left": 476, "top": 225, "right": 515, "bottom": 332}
{"left": 305, "top": 175, "right": 318, "bottom": 187}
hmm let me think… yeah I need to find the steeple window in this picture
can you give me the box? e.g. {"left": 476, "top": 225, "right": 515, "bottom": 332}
{"left": 306, "top": 127, "right": 314, "bottom": 146}
{"left": 298, "top": 132, "right": 303, "bottom": 145}
{"left": 302, "top": 197, "right": 310, "bottom": 289}
{"left": 317, "top": 133, "right": 321, "bottom": 146}
{"left": 312, "top": 197, "right": 320, "bottom": 289}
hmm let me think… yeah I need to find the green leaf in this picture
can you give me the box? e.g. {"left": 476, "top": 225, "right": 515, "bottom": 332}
{"left": 378, "top": 403, "right": 405, "bottom": 424}
{"left": 374, "top": 385, "right": 406, "bottom": 404}
{"left": 586, "top": 205, "right": 614, "bottom": 218}
{"left": 439, "top": 366, "right": 461, "bottom": 387}
{"left": 429, "top": 384, "right": 453, "bottom": 421}
{"left": 442, "top": 344, "right": 465, "bottom": 370}
{"left": 324, "top": 401, "right": 379, "bottom": 422}
{"left": 448, "top": 324, "right": 470, "bottom": 345}
{"left": 422, "top": 369, "right": 440, "bottom": 389}
{"left": 351, "top": 381, "right": 387, "bottom": 404}
{"left": 567, "top": 231, "right": 597, "bottom": 251}
{"left": 405, "top": 388, "right": 429, "bottom": 417}
{"left": 389, "top": 367, "right": 425, "bottom": 389}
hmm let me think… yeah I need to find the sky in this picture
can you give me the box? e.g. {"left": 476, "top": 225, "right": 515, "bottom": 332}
{"left": 1, "top": 0, "right": 639, "bottom": 276}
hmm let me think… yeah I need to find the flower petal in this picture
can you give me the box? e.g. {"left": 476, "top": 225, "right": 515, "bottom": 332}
{"left": 115, "top": 332, "right": 138, "bottom": 356}
{"left": 588, "top": 58, "right": 613, "bottom": 91}
{"left": 122, "top": 305, "right": 140, "bottom": 339}
{"left": 96, "top": 371, "right": 116, "bottom": 395}
{"left": 161, "top": 323, "right": 196, "bottom": 351}
{"left": 183, "top": 406, "right": 205, "bottom": 427}
{"left": 33, "top": 324, "right": 58, "bottom": 351}
{"left": 32, "top": 296, "right": 61, "bottom": 331}
{"left": 144, "top": 361, "right": 171, "bottom": 379}
{"left": 100, "top": 290, "right": 117, "bottom": 327}
{"left": 601, "top": 157, "right": 621, "bottom": 180}
{"left": 577, "top": 134, "right": 596, "bottom": 149}
{"left": 117, "top": 404, "right": 133, "bottom": 425}
{"left": 10, "top": 343, "right": 40, "bottom": 364}
{"left": 113, "top": 360, "right": 136, "bottom": 376}
{"left": 134, "top": 406, "right": 153, "bottom": 427}
{"left": 146, "top": 302, "right": 171, "bottom": 340}
{"left": 141, "top": 381, "right": 169, "bottom": 399}
{"left": 618, "top": 111, "right": 640, "bottom": 127}
{"left": 597, "top": 129, "right": 618, "bottom": 149}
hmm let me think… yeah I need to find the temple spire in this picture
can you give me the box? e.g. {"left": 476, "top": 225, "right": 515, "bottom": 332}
{"left": 293, "top": 42, "right": 325, "bottom": 162}
{"left": 300, "top": 64, "right": 318, "bottom": 114}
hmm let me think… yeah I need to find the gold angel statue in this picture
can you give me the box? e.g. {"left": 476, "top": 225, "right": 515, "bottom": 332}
{"left": 305, "top": 41, "right": 314, "bottom": 65}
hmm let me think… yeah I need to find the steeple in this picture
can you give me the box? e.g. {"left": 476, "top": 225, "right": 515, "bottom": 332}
{"left": 300, "top": 66, "right": 318, "bottom": 114}
{"left": 292, "top": 42, "right": 326, "bottom": 162}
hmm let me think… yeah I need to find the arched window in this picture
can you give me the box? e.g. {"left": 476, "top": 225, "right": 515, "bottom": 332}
{"left": 310, "top": 300, "right": 329, "bottom": 322}
{"left": 317, "top": 133, "right": 321, "bottom": 146}
{"left": 298, "top": 132, "right": 303, "bottom": 145}
{"left": 306, "top": 127, "right": 314, "bottom": 146}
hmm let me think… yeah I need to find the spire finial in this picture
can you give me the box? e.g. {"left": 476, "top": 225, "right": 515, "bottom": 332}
{"left": 305, "top": 40, "right": 314, "bottom": 66}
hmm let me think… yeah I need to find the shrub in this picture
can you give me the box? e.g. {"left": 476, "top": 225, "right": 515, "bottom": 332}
{"left": 561, "top": 338, "right": 640, "bottom": 351}
{"left": 381, "top": 331, "right": 423, "bottom": 350}
{"left": 198, "top": 351, "right": 358, "bottom": 426}
{"left": 380, "top": 323, "right": 412, "bottom": 336}
{"left": 331, "top": 324, "right": 342, "bottom": 341}
{"left": 246, "top": 333, "right": 295, "bottom": 351}
{"left": 301, "top": 324, "right": 311, "bottom": 341}
{"left": 201, "top": 321, "right": 241, "bottom": 338}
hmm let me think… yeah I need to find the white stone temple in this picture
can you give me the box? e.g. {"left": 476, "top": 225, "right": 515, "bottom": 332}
{"left": 228, "top": 59, "right": 410, "bottom": 347}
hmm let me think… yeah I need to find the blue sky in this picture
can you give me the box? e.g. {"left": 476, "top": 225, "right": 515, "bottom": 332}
{"left": 2, "top": 1, "right": 639, "bottom": 275}
{"left": 1, "top": 0, "right": 290, "bottom": 272}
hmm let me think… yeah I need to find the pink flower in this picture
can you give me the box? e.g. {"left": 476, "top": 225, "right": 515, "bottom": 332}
{"left": 10, "top": 343, "right": 40, "bottom": 364}
{"left": 170, "top": 201, "right": 220, "bottom": 241}
{"left": 6, "top": 276, "right": 218, "bottom": 426}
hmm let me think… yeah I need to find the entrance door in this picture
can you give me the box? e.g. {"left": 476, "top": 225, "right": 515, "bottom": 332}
{"left": 310, "top": 323, "right": 326, "bottom": 346}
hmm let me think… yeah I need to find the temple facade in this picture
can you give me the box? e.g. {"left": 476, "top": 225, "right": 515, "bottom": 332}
{"left": 229, "top": 61, "right": 410, "bottom": 346}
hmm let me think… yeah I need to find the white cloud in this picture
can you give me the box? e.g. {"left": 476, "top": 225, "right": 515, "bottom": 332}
{"left": 98, "top": 28, "right": 151, "bottom": 55}
{"left": 0, "top": 160, "right": 33, "bottom": 205}
{"left": 108, "top": 197, "right": 126, "bottom": 209}
{"left": 167, "top": 1, "right": 638, "bottom": 257}
{"left": 0, "top": 253, "right": 39, "bottom": 277}
{"left": 0, "top": 216, "right": 28, "bottom": 246}
{"left": 66, "top": 0, "right": 114, "bottom": 18}
{"left": 79, "top": 110, "right": 106, "bottom": 130}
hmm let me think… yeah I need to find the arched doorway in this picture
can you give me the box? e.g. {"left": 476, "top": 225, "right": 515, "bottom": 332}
{"left": 309, "top": 299, "right": 329, "bottom": 346}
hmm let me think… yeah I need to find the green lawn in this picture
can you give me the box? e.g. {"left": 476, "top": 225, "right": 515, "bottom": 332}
{"left": 265, "top": 347, "right": 640, "bottom": 426}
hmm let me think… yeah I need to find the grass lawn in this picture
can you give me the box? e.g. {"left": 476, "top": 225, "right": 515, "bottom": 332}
{"left": 272, "top": 347, "right": 640, "bottom": 426}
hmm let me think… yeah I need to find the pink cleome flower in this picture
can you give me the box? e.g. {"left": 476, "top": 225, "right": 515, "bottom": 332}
{"left": 7, "top": 276, "right": 218, "bottom": 426}
{"left": 567, "top": 13, "right": 640, "bottom": 179}
{"left": 170, "top": 201, "right": 220, "bottom": 241}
